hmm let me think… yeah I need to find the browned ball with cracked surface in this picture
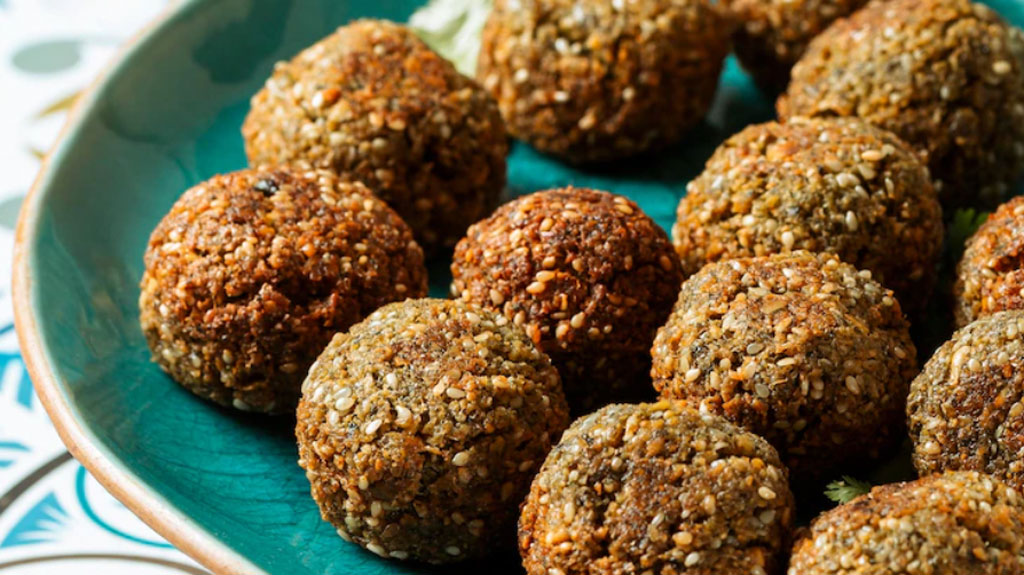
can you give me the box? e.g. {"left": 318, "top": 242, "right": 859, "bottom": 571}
{"left": 476, "top": 0, "right": 731, "bottom": 164}
{"left": 243, "top": 19, "right": 507, "bottom": 253}
{"left": 651, "top": 251, "right": 917, "bottom": 483}
{"left": 451, "top": 187, "right": 685, "bottom": 413}
{"left": 724, "top": 0, "right": 870, "bottom": 94}
{"left": 673, "top": 117, "right": 943, "bottom": 315}
{"left": 956, "top": 196, "right": 1024, "bottom": 326}
{"left": 778, "top": 0, "right": 1024, "bottom": 210}
{"left": 519, "top": 401, "right": 795, "bottom": 575}
{"left": 296, "top": 298, "right": 568, "bottom": 564}
{"left": 788, "top": 471, "right": 1024, "bottom": 575}
{"left": 139, "top": 168, "right": 427, "bottom": 414}
{"left": 908, "top": 311, "right": 1024, "bottom": 492}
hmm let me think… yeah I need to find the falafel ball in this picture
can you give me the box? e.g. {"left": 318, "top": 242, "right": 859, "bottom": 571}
{"left": 908, "top": 311, "right": 1024, "bottom": 492}
{"left": 519, "top": 401, "right": 796, "bottom": 575}
{"left": 724, "top": 0, "right": 870, "bottom": 94}
{"left": 296, "top": 298, "right": 568, "bottom": 564}
{"left": 139, "top": 168, "right": 427, "bottom": 414}
{"left": 788, "top": 471, "right": 1024, "bottom": 575}
{"left": 673, "top": 118, "right": 943, "bottom": 315}
{"left": 955, "top": 196, "right": 1024, "bottom": 326}
{"left": 243, "top": 19, "right": 508, "bottom": 254}
{"left": 651, "top": 251, "right": 917, "bottom": 482}
{"left": 476, "top": 0, "right": 731, "bottom": 164}
{"left": 778, "top": 0, "right": 1024, "bottom": 210}
{"left": 451, "top": 187, "right": 685, "bottom": 413}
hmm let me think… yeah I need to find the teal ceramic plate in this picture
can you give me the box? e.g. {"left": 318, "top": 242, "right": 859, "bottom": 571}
{"left": 14, "top": 0, "right": 1024, "bottom": 574}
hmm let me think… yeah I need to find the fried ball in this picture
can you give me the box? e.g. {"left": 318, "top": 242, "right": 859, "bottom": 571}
{"left": 451, "top": 187, "right": 685, "bottom": 413}
{"left": 788, "top": 471, "right": 1024, "bottom": 575}
{"left": 139, "top": 167, "right": 426, "bottom": 414}
{"left": 651, "top": 251, "right": 917, "bottom": 482}
{"left": 778, "top": 0, "right": 1024, "bottom": 210}
{"left": 477, "top": 0, "right": 731, "bottom": 164}
{"left": 724, "top": 0, "right": 870, "bottom": 93}
{"left": 296, "top": 298, "right": 569, "bottom": 564}
{"left": 673, "top": 117, "right": 943, "bottom": 315}
{"left": 955, "top": 196, "right": 1024, "bottom": 326}
{"left": 908, "top": 311, "right": 1024, "bottom": 492}
{"left": 520, "top": 401, "right": 795, "bottom": 575}
{"left": 243, "top": 19, "right": 507, "bottom": 253}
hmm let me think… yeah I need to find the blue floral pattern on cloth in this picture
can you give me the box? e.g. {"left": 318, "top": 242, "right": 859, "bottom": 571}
{"left": 0, "top": 1, "right": 206, "bottom": 573}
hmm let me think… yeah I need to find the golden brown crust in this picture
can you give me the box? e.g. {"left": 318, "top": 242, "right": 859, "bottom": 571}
{"left": 451, "top": 187, "right": 684, "bottom": 413}
{"left": 789, "top": 471, "right": 1024, "bottom": 575}
{"left": 243, "top": 19, "right": 507, "bottom": 253}
{"left": 651, "top": 251, "right": 917, "bottom": 482}
{"left": 519, "top": 401, "right": 795, "bottom": 575}
{"left": 139, "top": 167, "right": 426, "bottom": 413}
{"left": 908, "top": 311, "right": 1024, "bottom": 492}
{"left": 296, "top": 298, "right": 568, "bottom": 564}
{"left": 724, "top": 0, "right": 870, "bottom": 94}
{"left": 477, "top": 0, "right": 731, "bottom": 163}
{"left": 778, "top": 0, "right": 1024, "bottom": 210}
{"left": 956, "top": 197, "right": 1024, "bottom": 326}
{"left": 673, "top": 117, "right": 943, "bottom": 315}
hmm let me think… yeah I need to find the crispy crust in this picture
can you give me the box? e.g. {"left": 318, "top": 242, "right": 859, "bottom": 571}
{"left": 519, "top": 401, "right": 795, "bottom": 575}
{"left": 243, "top": 19, "right": 507, "bottom": 253}
{"left": 778, "top": 0, "right": 1024, "bottom": 210}
{"left": 139, "top": 168, "right": 427, "bottom": 413}
{"left": 673, "top": 117, "right": 943, "bottom": 315}
{"left": 788, "top": 471, "right": 1024, "bottom": 575}
{"left": 451, "top": 187, "right": 684, "bottom": 413}
{"left": 295, "top": 298, "right": 568, "bottom": 564}
{"left": 651, "top": 251, "right": 917, "bottom": 482}
{"left": 955, "top": 197, "right": 1024, "bottom": 326}
{"left": 477, "top": 0, "right": 730, "bottom": 163}
{"left": 724, "top": 0, "right": 870, "bottom": 94}
{"left": 908, "top": 311, "right": 1024, "bottom": 492}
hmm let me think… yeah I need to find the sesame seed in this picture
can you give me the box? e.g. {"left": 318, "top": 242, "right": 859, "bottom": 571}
{"left": 755, "top": 383, "right": 771, "bottom": 398}
{"left": 556, "top": 323, "right": 571, "bottom": 339}
{"left": 540, "top": 218, "right": 555, "bottom": 232}
{"left": 526, "top": 281, "right": 547, "bottom": 294}
{"left": 335, "top": 396, "right": 355, "bottom": 413}
{"left": 994, "top": 60, "right": 1012, "bottom": 75}
{"left": 445, "top": 546, "right": 461, "bottom": 556}
{"left": 781, "top": 231, "right": 795, "bottom": 250}
{"left": 758, "top": 486, "right": 777, "bottom": 500}
{"left": 570, "top": 312, "right": 586, "bottom": 329}
{"left": 384, "top": 373, "right": 398, "bottom": 386}
{"left": 746, "top": 342, "right": 765, "bottom": 355}
{"left": 395, "top": 405, "right": 412, "bottom": 424}
{"left": 614, "top": 203, "right": 634, "bottom": 215}
{"left": 364, "top": 419, "right": 382, "bottom": 435}
{"left": 659, "top": 254, "right": 674, "bottom": 271}
{"left": 446, "top": 387, "right": 467, "bottom": 399}
{"left": 861, "top": 149, "right": 884, "bottom": 162}
{"left": 389, "top": 550, "right": 408, "bottom": 560}
{"left": 452, "top": 451, "right": 471, "bottom": 466}
{"left": 685, "top": 368, "right": 701, "bottom": 382}
{"left": 673, "top": 531, "right": 694, "bottom": 547}
{"left": 553, "top": 91, "right": 569, "bottom": 102}
{"left": 536, "top": 270, "right": 556, "bottom": 282}
{"left": 845, "top": 211, "right": 859, "bottom": 231}
{"left": 845, "top": 375, "right": 861, "bottom": 394}
{"left": 836, "top": 172, "right": 859, "bottom": 187}
{"left": 490, "top": 289, "right": 505, "bottom": 305}
{"left": 685, "top": 552, "right": 701, "bottom": 567}
{"left": 366, "top": 543, "right": 387, "bottom": 557}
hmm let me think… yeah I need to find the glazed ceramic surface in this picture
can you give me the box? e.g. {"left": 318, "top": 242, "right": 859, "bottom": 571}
{"left": 14, "top": 0, "right": 1024, "bottom": 574}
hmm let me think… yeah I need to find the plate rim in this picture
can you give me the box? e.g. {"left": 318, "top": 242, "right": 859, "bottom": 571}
{"left": 12, "top": 0, "right": 270, "bottom": 573}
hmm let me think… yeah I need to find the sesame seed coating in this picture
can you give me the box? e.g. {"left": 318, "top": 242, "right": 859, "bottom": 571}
{"left": 955, "top": 196, "right": 1024, "bottom": 327}
{"left": 476, "top": 0, "right": 731, "bottom": 164}
{"left": 451, "top": 187, "right": 685, "bottom": 414}
{"left": 243, "top": 19, "right": 508, "bottom": 253}
{"left": 651, "top": 251, "right": 917, "bottom": 482}
{"left": 778, "top": 0, "right": 1024, "bottom": 210}
{"left": 788, "top": 471, "right": 1024, "bottom": 575}
{"left": 723, "top": 0, "right": 870, "bottom": 94}
{"left": 908, "top": 311, "right": 1024, "bottom": 492}
{"left": 139, "top": 168, "right": 426, "bottom": 414}
{"left": 295, "top": 298, "right": 568, "bottom": 564}
{"left": 673, "top": 118, "right": 943, "bottom": 315}
{"left": 519, "top": 401, "right": 795, "bottom": 575}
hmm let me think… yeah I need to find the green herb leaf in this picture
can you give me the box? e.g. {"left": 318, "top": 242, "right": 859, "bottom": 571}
{"left": 824, "top": 476, "right": 873, "bottom": 504}
{"left": 947, "top": 208, "right": 989, "bottom": 263}
{"left": 409, "top": 0, "right": 493, "bottom": 76}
